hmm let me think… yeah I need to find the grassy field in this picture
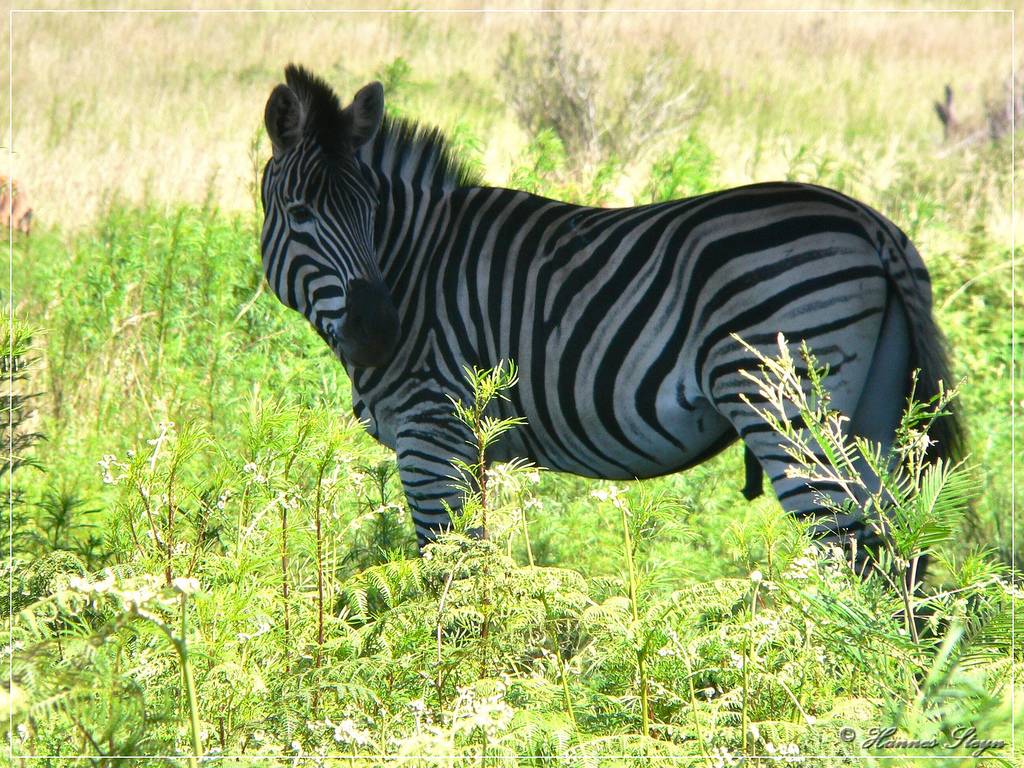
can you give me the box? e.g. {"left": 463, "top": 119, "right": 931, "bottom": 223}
{"left": 4, "top": 3, "right": 1023, "bottom": 766}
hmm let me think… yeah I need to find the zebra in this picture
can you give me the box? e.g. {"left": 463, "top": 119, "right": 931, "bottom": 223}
{"left": 259, "top": 65, "right": 963, "bottom": 563}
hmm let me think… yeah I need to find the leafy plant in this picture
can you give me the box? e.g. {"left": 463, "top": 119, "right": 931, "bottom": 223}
{"left": 645, "top": 134, "right": 718, "bottom": 202}
{"left": 2, "top": 313, "right": 44, "bottom": 562}
{"left": 735, "top": 333, "right": 975, "bottom": 641}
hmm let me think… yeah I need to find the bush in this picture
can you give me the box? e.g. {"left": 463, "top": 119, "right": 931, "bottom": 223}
{"left": 498, "top": 20, "right": 705, "bottom": 170}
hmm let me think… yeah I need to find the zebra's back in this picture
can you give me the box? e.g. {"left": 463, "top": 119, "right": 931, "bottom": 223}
{"left": 417, "top": 182, "right": 899, "bottom": 480}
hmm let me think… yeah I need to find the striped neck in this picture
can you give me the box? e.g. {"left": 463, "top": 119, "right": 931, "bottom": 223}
{"left": 356, "top": 115, "right": 481, "bottom": 193}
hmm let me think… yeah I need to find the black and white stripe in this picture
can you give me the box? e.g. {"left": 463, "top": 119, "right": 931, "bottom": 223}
{"left": 260, "top": 66, "right": 962, "bottom": 552}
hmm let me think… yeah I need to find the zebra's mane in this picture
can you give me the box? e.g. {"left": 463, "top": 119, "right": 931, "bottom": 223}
{"left": 283, "top": 65, "right": 480, "bottom": 190}
{"left": 285, "top": 64, "right": 352, "bottom": 158}
{"left": 360, "top": 115, "right": 483, "bottom": 191}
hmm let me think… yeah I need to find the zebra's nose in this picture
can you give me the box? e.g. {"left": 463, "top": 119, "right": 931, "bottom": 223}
{"left": 338, "top": 278, "right": 400, "bottom": 367}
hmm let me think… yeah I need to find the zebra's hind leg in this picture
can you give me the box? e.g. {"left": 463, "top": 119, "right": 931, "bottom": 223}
{"left": 709, "top": 294, "right": 911, "bottom": 578}
{"left": 741, "top": 445, "right": 764, "bottom": 500}
{"left": 841, "top": 293, "right": 917, "bottom": 581}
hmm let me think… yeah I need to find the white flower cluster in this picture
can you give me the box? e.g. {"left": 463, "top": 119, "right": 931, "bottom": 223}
{"left": 171, "top": 576, "right": 201, "bottom": 595}
{"left": 276, "top": 490, "right": 300, "bottom": 512}
{"left": 349, "top": 469, "right": 369, "bottom": 494}
{"left": 237, "top": 621, "right": 272, "bottom": 643}
{"left": 97, "top": 453, "right": 129, "bottom": 485}
{"left": 590, "top": 483, "right": 627, "bottom": 510}
{"left": 447, "top": 681, "right": 514, "bottom": 736}
{"left": 784, "top": 554, "right": 818, "bottom": 581}
{"left": 320, "top": 716, "right": 372, "bottom": 746}
{"left": 763, "top": 739, "right": 803, "bottom": 763}
{"left": 146, "top": 420, "right": 176, "bottom": 464}
{"left": 1000, "top": 578, "right": 1024, "bottom": 599}
{"left": 243, "top": 461, "right": 267, "bottom": 483}
{"left": 710, "top": 745, "right": 738, "bottom": 767}
{"left": 117, "top": 576, "right": 165, "bottom": 610}
{"left": 484, "top": 463, "right": 519, "bottom": 494}
{"left": 751, "top": 722, "right": 804, "bottom": 763}
{"left": 69, "top": 570, "right": 115, "bottom": 594}
{"left": 656, "top": 626, "right": 684, "bottom": 658}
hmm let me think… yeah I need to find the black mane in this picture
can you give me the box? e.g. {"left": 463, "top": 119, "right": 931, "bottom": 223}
{"left": 284, "top": 64, "right": 353, "bottom": 156}
{"left": 284, "top": 64, "right": 481, "bottom": 190}
{"left": 361, "top": 115, "right": 483, "bottom": 191}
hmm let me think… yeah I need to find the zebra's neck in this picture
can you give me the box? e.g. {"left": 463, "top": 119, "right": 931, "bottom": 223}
{"left": 357, "top": 115, "right": 480, "bottom": 194}
{"left": 357, "top": 115, "right": 484, "bottom": 282}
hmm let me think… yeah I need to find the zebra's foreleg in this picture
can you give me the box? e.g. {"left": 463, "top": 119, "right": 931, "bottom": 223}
{"left": 395, "top": 421, "right": 476, "bottom": 551}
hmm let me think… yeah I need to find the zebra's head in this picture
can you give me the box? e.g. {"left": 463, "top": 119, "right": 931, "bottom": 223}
{"left": 260, "top": 65, "right": 399, "bottom": 368}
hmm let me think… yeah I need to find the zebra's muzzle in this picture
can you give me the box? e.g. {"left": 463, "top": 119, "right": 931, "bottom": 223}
{"left": 336, "top": 278, "right": 400, "bottom": 368}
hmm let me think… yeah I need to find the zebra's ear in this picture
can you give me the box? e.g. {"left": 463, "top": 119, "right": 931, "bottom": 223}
{"left": 265, "top": 84, "right": 305, "bottom": 159}
{"left": 343, "top": 81, "right": 384, "bottom": 149}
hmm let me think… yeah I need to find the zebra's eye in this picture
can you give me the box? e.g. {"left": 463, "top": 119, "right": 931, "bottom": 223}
{"left": 288, "top": 204, "right": 315, "bottom": 226}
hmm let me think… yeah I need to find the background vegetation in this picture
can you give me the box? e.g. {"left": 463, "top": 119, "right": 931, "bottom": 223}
{"left": 3, "top": 2, "right": 1021, "bottom": 765}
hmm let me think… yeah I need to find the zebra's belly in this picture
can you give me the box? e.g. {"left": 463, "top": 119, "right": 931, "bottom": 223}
{"left": 498, "top": 394, "right": 735, "bottom": 480}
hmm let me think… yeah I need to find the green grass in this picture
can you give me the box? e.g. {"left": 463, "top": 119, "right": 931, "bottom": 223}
{"left": 8, "top": 137, "right": 1020, "bottom": 764}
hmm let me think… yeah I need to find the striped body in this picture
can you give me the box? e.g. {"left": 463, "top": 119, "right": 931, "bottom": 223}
{"left": 260, "top": 67, "right": 960, "bottom": 551}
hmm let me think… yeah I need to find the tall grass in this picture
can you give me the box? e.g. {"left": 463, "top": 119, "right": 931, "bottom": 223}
{"left": 6, "top": 341, "right": 1018, "bottom": 763}
{"left": 3, "top": 6, "right": 1013, "bottom": 228}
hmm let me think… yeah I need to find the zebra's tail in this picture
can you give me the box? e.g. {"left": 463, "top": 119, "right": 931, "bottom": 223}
{"left": 883, "top": 233, "right": 966, "bottom": 466}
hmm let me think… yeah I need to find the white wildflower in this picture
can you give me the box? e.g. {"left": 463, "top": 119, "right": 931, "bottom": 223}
{"left": 237, "top": 621, "right": 271, "bottom": 643}
{"left": 171, "top": 577, "right": 201, "bottom": 595}
{"left": 784, "top": 555, "right": 817, "bottom": 581}
{"left": 243, "top": 461, "right": 267, "bottom": 483}
{"left": 119, "top": 578, "right": 162, "bottom": 611}
{"left": 485, "top": 463, "right": 519, "bottom": 494}
{"left": 277, "top": 491, "right": 299, "bottom": 511}
{"left": 97, "top": 454, "right": 127, "bottom": 485}
{"left": 1000, "top": 579, "right": 1024, "bottom": 599}
{"left": 70, "top": 570, "right": 115, "bottom": 594}
{"left": 591, "top": 483, "right": 626, "bottom": 509}
{"left": 332, "top": 718, "right": 371, "bottom": 746}
{"left": 710, "top": 745, "right": 738, "bottom": 767}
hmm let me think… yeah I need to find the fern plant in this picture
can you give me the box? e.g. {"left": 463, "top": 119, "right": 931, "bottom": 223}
{"left": 735, "top": 332, "right": 974, "bottom": 640}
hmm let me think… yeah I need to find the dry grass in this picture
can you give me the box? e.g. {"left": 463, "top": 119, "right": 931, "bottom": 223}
{"left": 0, "top": 1, "right": 1016, "bottom": 229}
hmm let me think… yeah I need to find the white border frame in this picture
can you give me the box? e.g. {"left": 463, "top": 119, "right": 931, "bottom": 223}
{"left": 4, "top": 4, "right": 1017, "bottom": 763}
